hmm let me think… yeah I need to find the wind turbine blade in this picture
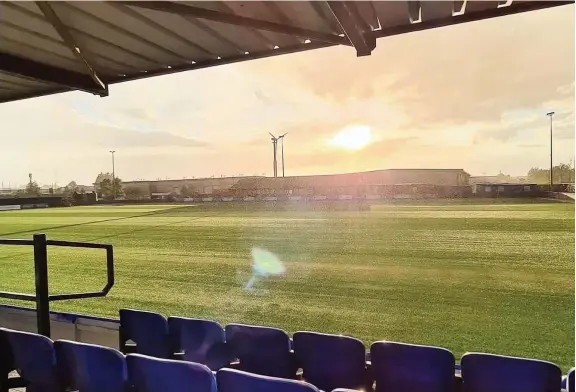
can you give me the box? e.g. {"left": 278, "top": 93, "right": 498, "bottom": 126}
{"left": 269, "top": 132, "right": 276, "bottom": 139}
{"left": 280, "top": 132, "right": 288, "bottom": 137}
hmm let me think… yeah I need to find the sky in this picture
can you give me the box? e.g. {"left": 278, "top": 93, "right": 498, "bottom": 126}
{"left": 0, "top": 4, "right": 574, "bottom": 187}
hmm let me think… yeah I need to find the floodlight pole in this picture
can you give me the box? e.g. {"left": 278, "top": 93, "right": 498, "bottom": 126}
{"left": 110, "top": 150, "right": 116, "bottom": 199}
{"left": 546, "top": 112, "right": 554, "bottom": 191}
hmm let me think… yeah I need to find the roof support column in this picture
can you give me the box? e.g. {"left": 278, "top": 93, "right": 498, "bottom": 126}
{"left": 326, "top": 1, "right": 375, "bottom": 56}
{"left": 36, "top": 1, "right": 108, "bottom": 96}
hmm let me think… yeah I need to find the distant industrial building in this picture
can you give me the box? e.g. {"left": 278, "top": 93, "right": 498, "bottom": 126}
{"left": 120, "top": 176, "right": 261, "bottom": 198}
{"left": 120, "top": 169, "right": 470, "bottom": 199}
{"left": 471, "top": 183, "right": 540, "bottom": 197}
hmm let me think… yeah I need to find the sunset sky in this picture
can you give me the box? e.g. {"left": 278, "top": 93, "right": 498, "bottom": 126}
{"left": 0, "top": 4, "right": 574, "bottom": 187}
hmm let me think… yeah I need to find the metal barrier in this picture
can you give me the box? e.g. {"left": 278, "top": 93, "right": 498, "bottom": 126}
{"left": 0, "top": 233, "right": 114, "bottom": 337}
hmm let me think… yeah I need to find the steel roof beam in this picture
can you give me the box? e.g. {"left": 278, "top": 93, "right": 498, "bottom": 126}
{"left": 0, "top": 52, "right": 107, "bottom": 96}
{"left": 35, "top": 1, "right": 107, "bottom": 95}
{"left": 371, "top": 0, "right": 573, "bottom": 39}
{"left": 326, "top": 1, "right": 375, "bottom": 56}
{"left": 117, "top": 1, "right": 350, "bottom": 46}
{"left": 0, "top": 40, "right": 337, "bottom": 104}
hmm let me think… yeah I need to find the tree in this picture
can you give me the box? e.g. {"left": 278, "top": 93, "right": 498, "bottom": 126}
{"left": 67, "top": 181, "right": 78, "bottom": 192}
{"left": 93, "top": 173, "right": 112, "bottom": 186}
{"left": 25, "top": 181, "right": 41, "bottom": 196}
{"left": 527, "top": 163, "right": 575, "bottom": 184}
{"left": 100, "top": 177, "right": 123, "bottom": 199}
{"left": 556, "top": 163, "right": 574, "bottom": 183}
{"left": 61, "top": 182, "right": 77, "bottom": 205}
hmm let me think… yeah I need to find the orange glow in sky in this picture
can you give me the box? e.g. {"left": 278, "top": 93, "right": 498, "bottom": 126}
{"left": 330, "top": 125, "right": 372, "bottom": 150}
{"left": 0, "top": 5, "right": 572, "bottom": 185}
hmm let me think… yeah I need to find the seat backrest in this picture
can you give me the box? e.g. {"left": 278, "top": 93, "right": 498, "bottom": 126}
{"left": 54, "top": 339, "right": 127, "bottom": 392}
{"left": 293, "top": 331, "right": 366, "bottom": 392}
{"left": 568, "top": 368, "right": 575, "bottom": 392}
{"left": 370, "top": 341, "right": 455, "bottom": 392}
{"left": 3, "top": 328, "right": 61, "bottom": 392}
{"left": 460, "top": 352, "right": 561, "bottom": 392}
{"left": 168, "top": 317, "right": 229, "bottom": 370}
{"left": 225, "top": 323, "right": 294, "bottom": 378}
{"left": 217, "top": 368, "right": 320, "bottom": 392}
{"left": 119, "top": 309, "right": 170, "bottom": 358}
{"left": 0, "top": 328, "right": 15, "bottom": 386}
{"left": 127, "top": 353, "right": 217, "bottom": 392}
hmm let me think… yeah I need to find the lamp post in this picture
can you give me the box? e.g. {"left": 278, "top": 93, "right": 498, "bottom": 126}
{"left": 546, "top": 112, "right": 554, "bottom": 191}
{"left": 109, "top": 150, "right": 116, "bottom": 199}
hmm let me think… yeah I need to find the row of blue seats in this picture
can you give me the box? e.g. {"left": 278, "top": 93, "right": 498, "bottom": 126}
{"left": 2, "top": 325, "right": 574, "bottom": 392}
{"left": 119, "top": 309, "right": 574, "bottom": 392}
{"left": 0, "top": 327, "right": 332, "bottom": 392}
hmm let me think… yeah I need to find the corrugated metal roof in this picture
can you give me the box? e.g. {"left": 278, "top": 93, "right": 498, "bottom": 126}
{"left": 0, "top": 0, "right": 572, "bottom": 103}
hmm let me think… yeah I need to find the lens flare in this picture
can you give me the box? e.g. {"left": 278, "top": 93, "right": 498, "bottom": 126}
{"left": 243, "top": 247, "right": 285, "bottom": 291}
{"left": 252, "top": 247, "right": 285, "bottom": 276}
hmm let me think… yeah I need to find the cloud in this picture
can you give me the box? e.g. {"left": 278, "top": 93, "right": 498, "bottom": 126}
{"left": 85, "top": 127, "right": 210, "bottom": 149}
{"left": 246, "top": 5, "right": 575, "bottom": 129}
{"left": 0, "top": 4, "right": 573, "bottom": 185}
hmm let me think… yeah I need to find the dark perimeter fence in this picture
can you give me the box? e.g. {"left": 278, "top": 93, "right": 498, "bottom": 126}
{"left": 0, "top": 234, "right": 114, "bottom": 337}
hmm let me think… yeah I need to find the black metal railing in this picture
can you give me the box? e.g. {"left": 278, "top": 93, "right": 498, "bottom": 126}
{"left": 0, "top": 233, "right": 114, "bottom": 337}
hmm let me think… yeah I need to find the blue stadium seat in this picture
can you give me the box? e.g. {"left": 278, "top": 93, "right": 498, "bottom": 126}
{"left": 331, "top": 389, "right": 360, "bottom": 392}
{"left": 460, "top": 352, "right": 561, "bottom": 392}
{"left": 217, "top": 368, "right": 320, "bottom": 392}
{"left": 119, "top": 309, "right": 171, "bottom": 358}
{"left": 168, "top": 316, "right": 230, "bottom": 370}
{"left": 370, "top": 341, "right": 455, "bottom": 392}
{"left": 567, "top": 368, "right": 575, "bottom": 392}
{"left": 2, "top": 328, "right": 61, "bottom": 392}
{"left": 54, "top": 339, "right": 127, "bottom": 392}
{"left": 0, "top": 328, "right": 15, "bottom": 391}
{"left": 293, "top": 331, "right": 367, "bottom": 392}
{"left": 225, "top": 324, "right": 295, "bottom": 378}
{"left": 127, "top": 353, "right": 217, "bottom": 392}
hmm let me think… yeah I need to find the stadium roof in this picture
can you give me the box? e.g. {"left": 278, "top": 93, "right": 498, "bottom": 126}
{"left": 0, "top": 1, "right": 572, "bottom": 104}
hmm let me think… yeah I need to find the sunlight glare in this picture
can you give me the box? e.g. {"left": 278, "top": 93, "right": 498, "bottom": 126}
{"left": 330, "top": 125, "right": 372, "bottom": 150}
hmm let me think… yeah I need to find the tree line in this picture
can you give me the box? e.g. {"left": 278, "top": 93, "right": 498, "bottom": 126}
{"left": 12, "top": 174, "right": 125, "bottom": 201}
{"left": 527, "top": 163, "right": 575, "bottom": 184}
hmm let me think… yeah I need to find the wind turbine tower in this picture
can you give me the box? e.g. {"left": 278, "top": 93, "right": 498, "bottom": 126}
{"left": 269, "top": 133, "right": 278, "bottom": 177}
{"left": 269, "top": 133, "right": 288, "bottom": 178}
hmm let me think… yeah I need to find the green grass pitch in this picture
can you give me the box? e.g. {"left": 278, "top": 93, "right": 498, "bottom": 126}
{"left": 0, "top": 202, "right": 573, "bottom": 369}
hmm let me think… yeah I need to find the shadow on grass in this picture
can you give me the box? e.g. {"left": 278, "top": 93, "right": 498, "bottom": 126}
{"left": 0, "top": 205, "right": 198, "bottom": 237}
{"left": 84, "top": 210, "right": 228, "bottom": 243}
{"left": 0, "top": 207, "right": 228, "bottom": 262}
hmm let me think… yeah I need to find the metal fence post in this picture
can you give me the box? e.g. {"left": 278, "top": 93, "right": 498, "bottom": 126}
{"left": 33, "top": 233, "right": 50, "bottom": 337}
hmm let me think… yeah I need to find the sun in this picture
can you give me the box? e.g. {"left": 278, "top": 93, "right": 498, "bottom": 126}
{"left": 330, "top": 125, "right": 372, "bottom": 150}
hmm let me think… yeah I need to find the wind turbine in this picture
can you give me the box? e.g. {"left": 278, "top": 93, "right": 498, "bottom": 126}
{"left": 279, "top": 132, "right": 288, "bottom": 177}
{"left": 269, "top": 132, "right": 288, "bottom": 178}
{"left": 269, "top": 133, "right": 278, "bottom": 177}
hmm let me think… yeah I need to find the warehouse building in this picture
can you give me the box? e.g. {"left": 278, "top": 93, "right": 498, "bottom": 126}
{"left": 120, "top": 176, "right": 262, "bottom": 198}
{"left": 119, "top": 169, "right": 469, "bottom": 199}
